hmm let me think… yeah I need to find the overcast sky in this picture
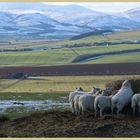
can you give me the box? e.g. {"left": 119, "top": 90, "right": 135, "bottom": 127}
{"left": 43, "top": 2, "right": 140, "bottom": 13}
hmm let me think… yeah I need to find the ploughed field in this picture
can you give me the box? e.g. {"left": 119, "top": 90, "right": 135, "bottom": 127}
{"left": 0, "top": 110, "right": 140, "bottom": 137}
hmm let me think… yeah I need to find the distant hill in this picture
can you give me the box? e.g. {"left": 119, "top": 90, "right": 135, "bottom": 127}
{"left": 0, "top": 3, "right": 140, "bottom": 40}
{"left": 70, "top": 29, "right": 113, "bottom": 40}
{"left": 119, "top": 7, "right": 140, "bottom": 23}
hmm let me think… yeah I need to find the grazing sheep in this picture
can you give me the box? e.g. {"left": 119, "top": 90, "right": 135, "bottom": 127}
{"left": 111, "top": 80, "right": 133, "bottom": 115}
{"left": 69, "top": 86, "right": 100, "bottom": 114}
{"left": 131, "top": 93, "right": 140, "bottom": 115}
{"left": 74, "top": 95, "right": 81, "bottom": 115}
{"left": 79, "top": 94, "right": 96, "bottom": 115}
{"left": 69, "top": 87, "right": 85, "bottom": 113}
{"left": 94, "top": 95, "right": 112, "bottom": 117}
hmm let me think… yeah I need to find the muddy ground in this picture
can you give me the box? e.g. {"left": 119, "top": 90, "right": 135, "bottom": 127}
{"left": 0, "top": 110, "right": 140, "bottom": 137}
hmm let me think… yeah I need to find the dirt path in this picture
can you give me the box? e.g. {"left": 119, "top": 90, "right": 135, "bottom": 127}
{"left": 0, "top": 111, "right": 140, "bottom": 137}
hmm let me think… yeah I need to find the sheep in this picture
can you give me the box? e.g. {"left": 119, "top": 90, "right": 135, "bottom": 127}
{"left": 131, "top": 93, "right": 140, "bottom": 115}
{"left": 77, "top": 88, "right": 103, "bottom": 115}
{"left": 101, "top": 87, "right": 113, "bottom": 96}
{"left": 94, "top": 95, "right": 112, "bottom": 117}
{"left": 111, "top": 80, "right": 133, "bottom": 115}
{"left": 73, "top": 95, "right": 81, "bottom": 115}
{"left": 75, "top": 87, "right": 84, "bottom": 92}
{"left": 69, "top": 87, "right": 100, "bottom": 114}
{"left": 79, "top": 94, "right": 96, "bottom": 115}
{"left": 69, "top": 87, "right": 85, "bottom": 113}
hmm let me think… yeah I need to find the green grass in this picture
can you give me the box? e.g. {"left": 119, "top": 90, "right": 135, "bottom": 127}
{"left": 20, "top": 30, "right": 140, "bottom": 49}
{"left": 0, "top": 75, "right": 139, "bottom": 93}
{"left": 0, "top": 30, "right": 140, "bottom": 66}
{"left": 0, "top": 44, "right": 140, "bottom": 66}
{"left": 27, "top": 30, "right": 140, "bottom": 49}
{"left": 84, "top": 53, "right": 140, "bottom": 64}
{"left": 0, "top": 75, "right": 139, "bottom": 120}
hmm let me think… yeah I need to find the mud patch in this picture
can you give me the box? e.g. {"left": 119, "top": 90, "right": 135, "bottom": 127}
{"left": 0, "top": 111, "right": 140, "bottom": 137}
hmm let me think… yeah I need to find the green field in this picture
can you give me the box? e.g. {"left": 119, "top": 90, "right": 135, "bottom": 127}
{"left": 0, "top": 30, "right": 139, "bottom": 66}
{"left": 0, "top": 43, "right": 140, "bottom": 66}
{"left": 0, "top": 75, "right": 139, "bottom": 119}
{"left": 0, "top": 75, "right": 139, "bottom": 93}
{"left": 83, "top": 53, "right": 140, "bottom": 64}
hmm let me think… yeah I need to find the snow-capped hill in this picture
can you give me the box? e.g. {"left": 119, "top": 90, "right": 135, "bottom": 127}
{"left": 15, "top": 13, "right": 60, "bottom": 26}
{"left": 86, "top": 14, "right": 140, "bottom": 30}
{"left": 121, "top": 7, "right": 140, "bottom": 23}
{"left": 43, "top": 4, "right": 104, "bottom": 26}
{"left": 0, "top": 11, "right": 91, "bottom": 39}
{"left": 0, "top": 12, "right": 15, "bottom": 26}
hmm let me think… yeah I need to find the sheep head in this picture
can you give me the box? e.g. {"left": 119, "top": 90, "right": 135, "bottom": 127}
{"left": 122, "top": 80, "right": 131, "bottom": 88}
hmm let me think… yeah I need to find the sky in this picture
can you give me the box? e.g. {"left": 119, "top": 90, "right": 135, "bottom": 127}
{"left": 0, "top": 2, "right": 140, "bottom": 14}
{"left": 43, "top": 2, "right": 140, "bottom": 13}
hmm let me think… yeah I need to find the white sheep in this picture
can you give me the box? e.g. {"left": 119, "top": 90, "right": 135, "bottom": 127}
{"left": 111, "top": 80, "right": 133, "bottom": 115}
{"left": 94, "top": 95, "right": 112, "bottom": 117}
{"left": 99, "top": 86, "right": 113, "bottom": 96}
{"left": 79, "top": 94, "right": 96, "bottom": 115}
{"left": 131, "top": 93, "right": 140, "bottom": 115}
{"left": 69, "top": 87, "right": 85, "bottom": 113}
{"left": 73, "top": 95, "right": 81, "bottom": 115}
{"left": 69, "top": 87, "right": 100, "bottom": 114}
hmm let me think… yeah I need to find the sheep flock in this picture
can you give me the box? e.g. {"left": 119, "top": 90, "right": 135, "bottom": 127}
{"left": 69, "top": 80, "right": 140, "bottom": 117}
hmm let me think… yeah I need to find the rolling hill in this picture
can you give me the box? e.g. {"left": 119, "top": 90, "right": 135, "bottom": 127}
{"left": 0, "top": 3, "right": 140, "bottom": 40}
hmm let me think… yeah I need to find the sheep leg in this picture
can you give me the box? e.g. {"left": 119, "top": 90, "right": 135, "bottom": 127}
{"left": 75, "top": 106, "right": 80, "bottom": 116}
{"left": 117, "top": 109, "right": 120, "bottom": 116}
{"left": 100, "top": 109, "right": 103, "bottom": 117}
{"left": 71, "top": 102, "right": 75, "bottom": 113}
{"left": 132, "top": 106, "right": 135, "bottom": 115}
{"left": 81, "top": 106, "right": 86, "bottom": 115}
{"left": 111, "top": 105, "right": 114, "bottom": 115}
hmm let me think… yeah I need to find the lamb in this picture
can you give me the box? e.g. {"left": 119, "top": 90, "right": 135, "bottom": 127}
{"left": 79, "top": 94, "right": 96, "bottom": 115}
{"left": 111, "top": 80, "right": 133, "bottom": 115}
{"left": 131, "top": 93, "right": 140, "bottom": 115}
{"left": 94, "top": 95, "right": 112, "bottom": 117}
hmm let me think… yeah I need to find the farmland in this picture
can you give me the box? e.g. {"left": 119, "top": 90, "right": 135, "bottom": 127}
{"left": 0, "top": 75, "right": 138, "bottom": 93}
{"left": 0, "top": 30, "right": 139, "bottom": 66}
{"left": 0, "top": 30, "right": 139, "bottom": 137}
{"left": 0, "top": 44, "right": 140, "bottom": 66}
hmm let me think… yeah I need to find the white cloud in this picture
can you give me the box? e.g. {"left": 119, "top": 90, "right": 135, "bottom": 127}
{"left": 43, "top": 2, "right": 140, "bottom": 13}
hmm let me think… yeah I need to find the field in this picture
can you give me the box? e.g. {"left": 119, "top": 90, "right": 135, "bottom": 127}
{"left": 0, "top": 29, "right": 139, "bottom": 137}
{"left": 1, "top": 111, "right": 140, "bottom": 137}
{"left": 0, "top": 44, "right": 140, "bottom": 66}
{"left": 0, "top": 75, "right": 139, "bottom": 119}
{"left": 0, "top": 75, "right": 138, "bottom": 93}
{"left": 0, "top": 75, "right": 139, "bottom": 138}
{"left": 0, "top": 30, "right": 140, "bottom": 66}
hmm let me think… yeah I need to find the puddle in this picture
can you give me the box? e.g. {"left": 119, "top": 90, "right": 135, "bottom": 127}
{"left": 0, "top": 100, "right": 70, "bottom": 113}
